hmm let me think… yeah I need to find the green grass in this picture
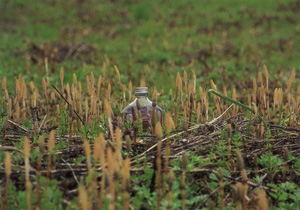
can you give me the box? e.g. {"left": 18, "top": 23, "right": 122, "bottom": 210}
{"left": 1, "top": 0, "right": 299, "bottom": 92}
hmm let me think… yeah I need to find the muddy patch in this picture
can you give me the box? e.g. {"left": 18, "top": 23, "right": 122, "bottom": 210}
{"left": 24, "top": 40, "right": 96, "bottom": 64}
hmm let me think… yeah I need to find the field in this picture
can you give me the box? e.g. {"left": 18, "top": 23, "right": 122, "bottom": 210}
{"left": 0, "top": 0, "right": 300, "bottom": 209}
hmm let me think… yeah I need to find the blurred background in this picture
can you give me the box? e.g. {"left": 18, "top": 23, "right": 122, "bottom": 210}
{"left": 1, "top": 0, "right": 299, "bottom": 93}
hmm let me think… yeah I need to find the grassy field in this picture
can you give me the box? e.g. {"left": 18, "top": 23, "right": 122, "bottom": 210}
{"left": 1, "top": 0, "right": 299, "bottom": 90}
{"left": 0, "top": 0, "right": 300, "bottom": 209}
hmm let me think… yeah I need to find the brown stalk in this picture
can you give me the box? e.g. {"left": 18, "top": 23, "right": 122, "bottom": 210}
{"left": 179, "top": 75, "right": 183, "bottom": 112}
{"left": 192, "top": 70, "right": 197, "bottom": 110}
{"left": 250, "top": 187, "right": 268, "bottom": 210}
{"left": 107, "top": 147, "right": 117, "bottom": 210}
{"left": 46, "top": 130, "right": 55, "bottom": 191}
{"left": 60, "top": 67, "right": 64, "bottom": 93}
{"left": 128, "top": 80, "right": 132, "bottom": 102}
{"left": 98, "top": 133, "right": 106, "bottom": 209}
{"left": 166, "top": 170, "right": 174, "bottom": 210}
{"left": 183, "top": 103, "right": 188, "bottom": 134}
{"left": 7, "top": 99, "right": 12, "bottom": 119}
{"left": 3, "top": 152, "right": 12, "bottom": 210}
{"left": 140, "top": 77, "right": 146, "bottom": 87}
{"left": 122, "top": 157, "right": 130, "bottom": 210}
{"left": 24, "top": 137, "right": 31, "bottom": 210}
{"left": 168, "top": 89, "right": 172, "bottom": 112}
{"left": 215, "top": 168, "right": 224, "bottom": 210}
{"left": 45, "top": 57, "right": 50, "bottom": 86}
{"left": 227, "top": 124, "right": 232, "bottom": 160}
{"left": 263, "top": 65, "right": 270, "bottom": 119}
{"left": 104, "top": 99, "right": 115, "bottom": 144}
{"left": 122, "top": 84, "right": 126, "bottom": 111}
{"left": 197, "top": 102, "right": 201, "bottom": 124}
{"left": 188, "top": 84, "right": 194, "bottom": 129}
{"left": 183, "top": 69, "right": 188, "bottom": 100}
{"left": 79, "top": 183, "right": 91, "bottom": 210}
{"left": 232, "top": 88, "right": 236, "bottom": 116}
{"left": 174, "top": 72, "right": 180, "bottom": 131}
{"left": 163, "top": 112, "right": 174, "bottom": 196}
{"left": 156, "top": 122, "right": 163, "bottom": 210}
{"left": 115, "top": 127, "right": 122, "bottom": 165}
{"left": 97, "top": 75, "right": 102, "bottom": 100}
{"left": 181, "top": 152, "right": 187, "bottom": 210}
{"left": 132, "top": 107, "right": 138, "bottom": 143}
{"left": 36, "top": 136, "right": 45, "bottom": 210}
{"left": 152, "top": 89, "right": 158, "bottom": 142}
{"left": 236, "top": 151, "right": 248, "bottom": 210}
{"left": 83, "top": 139, "right": 92, "bottom": 175}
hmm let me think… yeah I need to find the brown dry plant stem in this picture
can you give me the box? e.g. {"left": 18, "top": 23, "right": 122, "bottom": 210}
{"left": 36, "top": 136, "right": 45, "bottom": 210}
{"left": 236, "top": 151, "right": 249, "bottom": 210}
{"left": 3, "top": 152, "right": 12, "bottom": 210}
{"left": 104, "top": 99, "right": 115, "bottom": 144}
{"left": 107, "top": 147, "right": 118, "bottom": 210}
{"left": 188, "top": 92, "right": 193, "bottom": 129}
{"left": 152, "top": 89, "right": 158, "bottom": 142}
{"left": 79, "top": 183, "right": 91, "bottom": 210}
{"left": 282, "top": 147, "right": 289, "bottom": 182}
{"left": 155, "top": 122, "right": 163, "bottom": 210}
{"left": 163, "top": 112, "right": 174, "bottom": 196}
{"left": 166, "top": 170, "right": 174, "bottom": 210}
{"left": 122, "top": 157, "right": 131, "bottom": 210}
{"left": 83, "top": 139, "right": 92, "bottom": 175}
{"left": 98, "top": 133, "right": 106, "bottom": 209}
{"left": 24, "top": 137, "right": 31, "bottom": 210}
{"left": 2, "top": 76, "right": 7, "bottom": 109}
{"left": 132, "top": 107, "right": 138, "bottom": 143}
{"left": 175, "top": 72, "right": 180, "bottom": 130}
{"left": 181, "top": 152, "right": 188, "bottom": 210}
{"left": 46, "top": 130, "right": 55, "bottom": 191}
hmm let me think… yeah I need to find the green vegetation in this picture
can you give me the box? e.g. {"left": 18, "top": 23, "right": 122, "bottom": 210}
{"left": 1, "top": 0, "right": 299, "bottom": 91}
{"left": 0, "top": 0, "right": 300, "bottom": 209}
